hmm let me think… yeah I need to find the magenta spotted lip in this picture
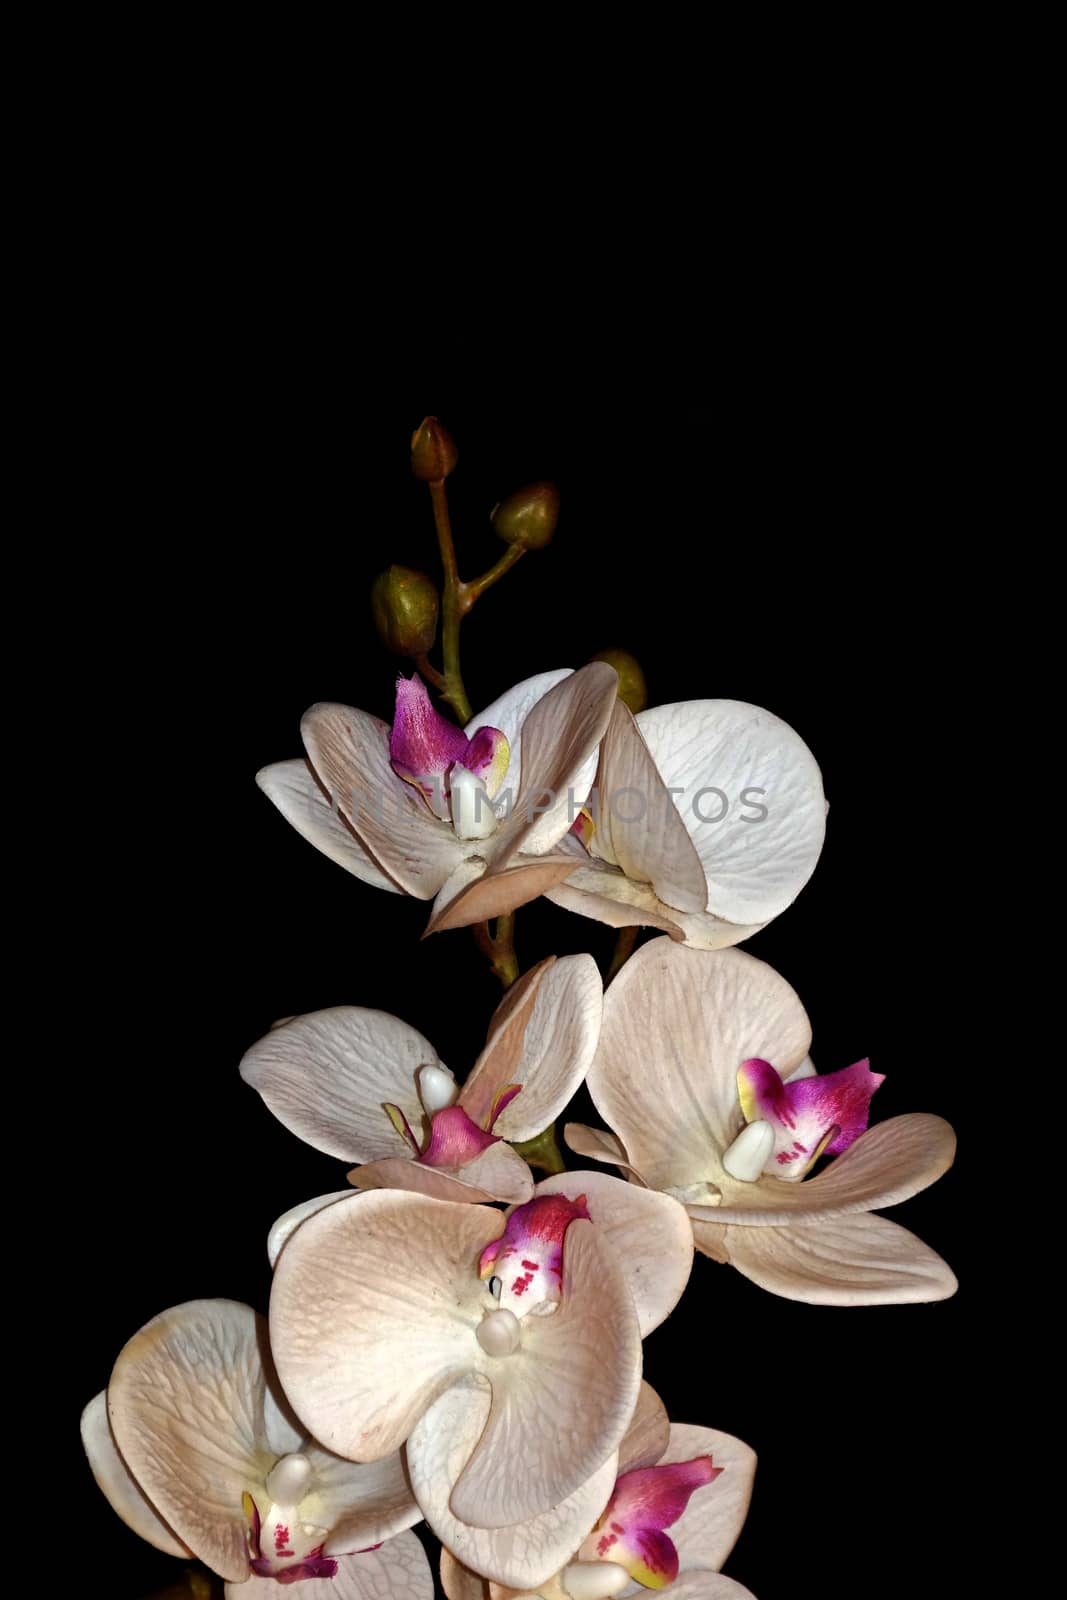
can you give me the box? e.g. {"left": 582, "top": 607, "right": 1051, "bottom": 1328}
{"left": 734, "top": 1056, "right": 885, "bottom": 1179}
{"left": 479, "top": 1192, "right": 591, "bottom": 1317}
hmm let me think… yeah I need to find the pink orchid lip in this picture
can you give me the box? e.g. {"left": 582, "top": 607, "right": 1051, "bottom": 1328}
{"left": 382, "top": 1099, "right": 518, "bottom": 1171}
{"left": 580, "top": 1456, "right": 721, "bottom": 1589}
{"left": 389, "top": 674, "right": 509, "bottom": 814}
{"left": 419, "top": 1105, "right": 502, "bottom": 1168}
{"left": 479, "top": 1192, "right": 590, "bottom": 1316}
{"left": 735, "top": 1056, "right": 885, "bottom": 1179}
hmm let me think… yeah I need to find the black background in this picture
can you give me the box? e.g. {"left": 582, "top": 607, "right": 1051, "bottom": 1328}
{"left": 66, "top": 405, "right": 975, "bottom": 1598}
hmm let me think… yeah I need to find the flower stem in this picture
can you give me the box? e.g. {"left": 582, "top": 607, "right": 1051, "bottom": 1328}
{"left": 428, "top": 479, "right": 473, "bottom": 724}
{"left": 472, "top": 912, "right": 520, "bottom": 989}
{"left": 464, "top": 544, "right": 526, "bottom": 607}
{"left": 413, "top": 652, "right": 446, "bottom": 691}
{"left": 605, "top": 925, "right": 639, "bottom": 985}
{"left": 513, "top": 1123, "right": 567, "bottom": 1175}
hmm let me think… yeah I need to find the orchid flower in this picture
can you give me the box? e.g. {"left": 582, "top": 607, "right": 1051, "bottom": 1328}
{"left": 257, "top": 665, "right": 618, "bottom": 934}
{"left": 566, "top": 939, "right": 957, "bottom": 1306}
{"left": 435, "top": 1383, "right": 757, "bottom": 1600}
{"left": 241, "top": 953, "right": 601, "bottom": 1204}
{"left": 268, "top": 1173, "right": 693, "bottom": 1534}
{"left": 80, "top": 1298, "right": 430, "bottom": 1597}
{"left": 546, "top": 696, "right": 826, "bottom": 949}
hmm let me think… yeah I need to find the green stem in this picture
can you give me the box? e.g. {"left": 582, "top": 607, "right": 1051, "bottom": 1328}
{"left": 413, "top": 651, "right": 446, "bottom": 691}
{"left": 465, "top": 544, "right": 526, "bottom": 606}
{"left": 513, "top": 1123, "right": 566, "bottom": 1175}
{"left": 605, "top": 925, "right": 639, "bottom": 985}
{"left": 428, "top": 479, "right": 473, "bottom": 723}
{"left": 472, "top": 912, "right": 520, "bottom": 989}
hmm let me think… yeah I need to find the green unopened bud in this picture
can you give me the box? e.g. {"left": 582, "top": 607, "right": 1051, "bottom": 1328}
{"left": 592, "top": 649, "right": 647, "bottom": 714}
{"left": 371, "top": 565, "right": 439, "bottom": 655}
{"left": 410, "top": 416, "right": 458, "bottom": 481}
{"left": 490, "top": 481, "right": 560, "bottom": 550}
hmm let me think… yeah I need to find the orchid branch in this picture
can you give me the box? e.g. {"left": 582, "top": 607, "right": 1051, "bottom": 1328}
{"left": 512, "top": 1123, "right": 567, "bottom": 1176}
{"left": 605, "top": 925, "right": 639, "bottom": 985}
{"left": 428, "top": 478, "right": 474, "bottom": 724}
{"left": 472, "top": 911, "right": 520, "bottom": 989}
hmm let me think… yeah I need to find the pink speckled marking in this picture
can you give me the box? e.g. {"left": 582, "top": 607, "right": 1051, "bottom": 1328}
{"left": 582, "top": 1457, "right": 721, "bottom": 1589}
{"left": 737, "top": 1056, "right": 884, "bottom": 1178}
{"left": 479, "top": 1192, "right": 590, "bottom": 1316}
{"left": 389, "top": 674, "right": 508, "bottom": 815}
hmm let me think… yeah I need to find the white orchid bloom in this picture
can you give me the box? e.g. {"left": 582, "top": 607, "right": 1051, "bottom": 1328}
{"left": 80, "top": 1298, "right": 430, "bottom": 1598}
{"left": 436, "top": 1383, "right": 757, "bottom": 1600}
{"left": 257, "top": 665, "right": 618, "bottom": 934}
{"left": 547, "top": 696, "right": 826, "bottom": 948}
{"left": 268, "top": 1174, "right": 692, "bottom": 1535}
{"left": 241, "top": 954, "right": 602, "bottom": 1204}
{"left": 566, "top": 939, "right": 957, "bottom": 1306}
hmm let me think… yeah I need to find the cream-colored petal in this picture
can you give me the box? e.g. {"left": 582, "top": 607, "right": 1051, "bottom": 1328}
{"left": 256, "top": 759, "right": 403, "bottom": 892}
{"left": 591, "top": 700, "right": 708, "bottom": 913}
{"left": 107, "top": 1299, "right": 271, "bottom": 1583}
{"left": 81, "top": 1391, "right": 193, "bottom": 1558}
{"left": 546, "top": 868, "right": 767, "bottom": 950}
{"left": 617, "top": 1382, "right": 670, "bottom": 1475}
{"left": 351, "top": 1143, "right": 534, "bottom": 1206}
{"left": 534, "top": 1172, "right": 692, "bottom": 1337}
{"left": 425, "top": 856, "right": 579, "bottom": 935}
{"left": 589, "top": 941, "right": 811, "bottom": 1191}
{"left": 689, "top": 1220, "right": 732, "bottom": 1266}
{"left": 241, "top": 1008, "right": 440, "bottom": 1163}
{"left": 262, "top": 1372, "right": 306, "bottom": 1458}
{"left": 703, "top": 1115, "right": 957, "bottom": 1226}
{"left": 270, "top": 1191, "right": 504, "bottom": 1461}
{"left": 562, "top": 1125, "right": 649, "bottom": 1187}
{"left": 268, "top": 1192, "right": 354, "bottom": 1269}
{"left": 460, "top": 959, "right": 554, "bottom": 1129}
{"left": 547, "top": 869, "right": 688, "bottom": 940}
{"left": 466, "top": 670, "right": 576, "bottom": 798}
{"left": 663, "top": 1575, "right": 757, "bottom": 1600}
{"left": 550, "top": 873, "right": 768, "bottom": 950}
{"left": 408, "top": 1374, "right": 617, "bottom": 1588}
{"left": 302, "top": 1447, "right": 421, "bottom": 1553}
{"left": 441, "top": 1548, "right": 491, "bottom": 1600}
{"left": 301, "top": 702, "right": 464, "bottom": 897}
{"left": 462, "top": 956, "right": 602, "bottom": 1142}
{"left": 488, "top": 665, "right": 618, "bottom": 862}
{"left": 451, "top": 1221, "right": 642, "bottom": 1528}
{"left": 226, "top": 1533, "right": 434, "bottom": 1600}
{"left": 637, "top": 699, "right": 825, "bottom": 925}
{"left": 723, "top": 1212, "right": 958, "bottom": 1305}
{"left": 659, "top": 1424, "right": 755, "bottom": 1574}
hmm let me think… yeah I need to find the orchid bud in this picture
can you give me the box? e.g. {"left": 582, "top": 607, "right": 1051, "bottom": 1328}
{"left": 592, "top": 648, "right": 647, "bottom": 714}
{"left": 371, "top": 565, "right": 439, "bottom": 656}
{"left": 410, "top": 415, "right": 458, "bottom": 481}
{"left": 490, "top": 480, "right": 560, "bottom": 550}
